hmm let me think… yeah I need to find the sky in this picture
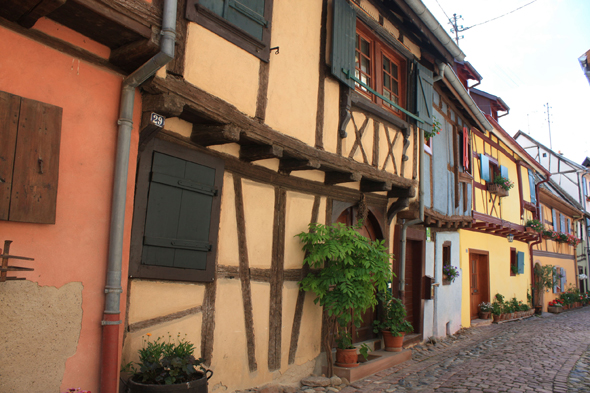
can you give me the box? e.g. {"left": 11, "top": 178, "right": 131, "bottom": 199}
{"left": 421, "top": 0, "right": 590, "bottom": 164}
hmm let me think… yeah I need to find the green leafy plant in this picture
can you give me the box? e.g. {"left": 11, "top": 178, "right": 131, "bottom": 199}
{"left": 297, "top": 221, "right": 393, "bottom": 347}
{"left": 525, "top": 219, "right": 543, "bottom": 233}
{"left": 123, "top": 333, "right": 208, "bottom": 385}
{"left": 511, "top": 265, "right": 519, "bottom": 275}
{"left": 442, "top": 265, "right": 460, "bottom": 283}
{"left": 372, "top": 291, "right": 413, "bottom": 337}
{"left": 492, "top": 175, "right": 514, "bottom": 191}
{"left": 542, "top": 230, "right": 558, "bottom": 240}
{"left": 556, "top": 233, "right": 569, "bottom": 243}
{"left": 424, "top": 118, "right": 442, "bottom": 139}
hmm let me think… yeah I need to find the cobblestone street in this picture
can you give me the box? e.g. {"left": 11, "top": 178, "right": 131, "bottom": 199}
{"left": 340, "top": 307, "right": 590, "bottom": 393}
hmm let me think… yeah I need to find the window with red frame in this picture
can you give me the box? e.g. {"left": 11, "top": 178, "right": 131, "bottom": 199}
{"left": 510, "top": 248, "right": 517, "bottom": 276}
{"left": 354, "top": 23, "right": 406, "bottom": 118}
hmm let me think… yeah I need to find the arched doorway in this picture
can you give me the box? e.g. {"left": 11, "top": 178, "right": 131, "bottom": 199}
{"left": 336, "top": 206, "right": 385, "bottom": 343}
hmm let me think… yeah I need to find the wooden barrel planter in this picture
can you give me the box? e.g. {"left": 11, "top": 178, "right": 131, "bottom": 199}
{"left": 128, "top": 371, "right": 213, "bottom": 393}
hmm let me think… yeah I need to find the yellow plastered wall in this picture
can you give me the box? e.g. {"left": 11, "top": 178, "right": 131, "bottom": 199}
{"left": 184, "top": 24, "right": 259, "bottom": 117}
{"left": 265, "top": 0, "right": 323, "bottom": 146}
{"left": 498, "top": 156, "right": 520, "bottom": 223}
{"left": 242, "top": 179, "right": 275, "bottom": 269}
{"left": 459, "top": 230, "right": 531, "bottom": 327}
{"left": 533, "top": 256, "right": 577, "bottom": 312}
{"left": 323, "top": 78, "right": 340, "bottom": 154}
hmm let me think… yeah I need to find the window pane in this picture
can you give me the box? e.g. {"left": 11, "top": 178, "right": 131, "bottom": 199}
{"left": 391, "top": 62, "right": 398, "bottom": 76}
{"left": 361, "top": 38, "right": 370, "bottom": 56}
{"left": 355, "top": 52, "right": 359, "bottom": 68}
{"left": 450, "top": 110, "right": 455, "bottom": 122}
{"left": 391, "top": 80, "right": 398, "bottom": 95}
{"left": 356, "top": 34, "right": 359, "bottom": 50}
{"left": 384, "top": 74, "right": 390, "bottom": 89}
{"left": 383, "top": 57, "right": 390, "bottom": 72}
{"left": 361, "top": 57, "right": 370, "bottom": 73}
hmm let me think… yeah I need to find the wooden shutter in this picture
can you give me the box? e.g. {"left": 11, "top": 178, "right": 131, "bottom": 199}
{"left": 5, "top": 95, "right": 62, "bottom": 224}
{"left": 517, "top": 251, "right": 525, "bottom": 274}
{"left": 331, "top": 0, "right": 356, "bottom": 88}
{"left": 583, "top": 177, "right": 588, "bottom": 199}
{"left": 415, "top": 62, "right": 433, "bottom": 129}
{"left": 561, "top": 267, "right": 566, "bottom": 291}
{"left": 500, "top": 165, "right": 509, "bottom": 180}
{"left": 0, "top": 91, "right": 20, "bottom": 220}
{"left": 566, "top": 218, "right": 571, "bottom": 234}
{"left": 552, "top": 209, "right": 558, "bottom": 231}
{"left": 142, "top": 152, "right": 217, "bottom": 270}
{"left": 226, "top": 0, "right": 267, "bottom": 41}
{"left": 480, "top": 154, "right": 490, "bottom": 182}
{"left": 462, "top": 127, "right": 469, "bottom": 171}
{"left": 553, "top": 266, "right": 558, "bottom": 293}
{"left": 528, "top": 169, "right": 536, "bottom": 204}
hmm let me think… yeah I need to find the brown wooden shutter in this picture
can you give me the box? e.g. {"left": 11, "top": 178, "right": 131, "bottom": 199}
{"left": 9, "top": 96, "right": 62, "bottom": 224}
{"left": 0, "top": 91, "right": 21, "bottom": 220}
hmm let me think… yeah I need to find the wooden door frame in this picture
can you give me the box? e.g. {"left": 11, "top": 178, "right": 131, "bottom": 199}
{"left": 468, "top": 249, "right": 490, "bottom": 319}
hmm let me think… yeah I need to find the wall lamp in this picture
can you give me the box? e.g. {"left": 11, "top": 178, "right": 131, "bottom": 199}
{"left": 507, "top": 233, "right": 515, "bottom": 243}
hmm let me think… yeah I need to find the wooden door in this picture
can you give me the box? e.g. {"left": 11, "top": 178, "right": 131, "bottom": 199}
{"left": 336, "top": 207, "right": 381, "bottom": 343}
{"left": 469, "top": 253, "right": 489, "bottom": 319}
{"left": 404, "top": 239, "right": 422, "bottom": 333}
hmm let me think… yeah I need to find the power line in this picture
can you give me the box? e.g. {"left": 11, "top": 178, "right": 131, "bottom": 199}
{"left": 433, "top": 0, "right": 454, "bottom": 26}
{"left": 460, "top": 0, "right": 539, "bottom": 32}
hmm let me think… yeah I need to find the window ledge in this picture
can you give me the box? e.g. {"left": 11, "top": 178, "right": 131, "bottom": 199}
{"left": 351, "top": 92, "right": 409, "bottom": 132}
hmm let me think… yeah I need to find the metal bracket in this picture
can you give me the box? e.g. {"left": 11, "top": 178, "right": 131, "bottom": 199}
{"left": 104, "top": 287, "right": 123, "bottom": 294}
{"left": 101, "top": 320, "right": 122, "bottom": 326}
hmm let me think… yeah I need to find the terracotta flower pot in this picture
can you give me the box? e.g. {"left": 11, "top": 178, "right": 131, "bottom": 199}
{"left": 493, "top": 314, "right": 500, "bottom": 323}
{"left": 478, "top": 311, "right": 491, "bottom": 320}
{"left": 335, "top": 348, "right": 359, "bottom": 368}
{"left": 128, "top": 371, "right": 212, "bottom": 393}
{"left": 382, "top": 331, "right": 405, "bottom": 352}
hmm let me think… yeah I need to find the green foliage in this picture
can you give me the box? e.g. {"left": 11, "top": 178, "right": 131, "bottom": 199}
{"left": 533, "top": 264, "right": 557, "bottom": 293}
{"left": 492, "top": 175, "right": 514, "bottom": 191}
{"left": 560, "top": 284, "right": 582, "bottom": 306}
{"left": 297, "top": 222, "right": 393, "bottom": 331}
{"left": 524, "top": 219, "right": 543, "bottom": 233}
{"left": 511, "top": 265, "right": 519, "bottom": 275}
{"left": 372, "top": 291, "right": 413, "bottom": 336}
{"left": 124, "top": 334, "right": 207, "bottom": 385}
{"left": 424, "top": 118, "right": 441, "bottom": 139}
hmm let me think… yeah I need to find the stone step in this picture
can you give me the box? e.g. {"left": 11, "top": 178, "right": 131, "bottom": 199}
{"left": 323, "top": 349, "right": 412, "bottom": 383}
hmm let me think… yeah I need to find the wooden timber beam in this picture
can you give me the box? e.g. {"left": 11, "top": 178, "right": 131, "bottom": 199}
{"left": 139, "top": 112, "right": 165, "bottom": 148}
{"left": 144, "top": 77, "right": 415, "bottom": 190}
{"left": 360, "top": 179, "right": 393, "bottom": 192}
{"left": 388, "top": 186, "right": 416, "bottom": 198}
{"left": 279, "top": 158, "right": 321, "bottom": 173}
{"left": 240, "top": 144, "right": 283, "bottom": 162}
{"left": 192, "top": 124, "right": 241, "bottom": 147}
{"left": 324, "top": 171, "right": 362, "bottom": 185}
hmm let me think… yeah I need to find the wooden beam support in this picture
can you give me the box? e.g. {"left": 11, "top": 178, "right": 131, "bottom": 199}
{"left": 279, "top": 158, "right": 321, "bottom": 172}
{"left": 18, "top": 0, "right": 67, "bottom": 28}
{"left": 109, "top": 29, "right": 161, "bottom": 73}
{"left": 142, "top": 93, "right": 185, "bottom": 118}
{"left": 139, "top": 112, "right": 165, "bottom": 148}
{"left": 324, "top": 171, "right": 362, "bottom": 185}
{"left": 240, "top": 144, "right": 283, "bottom": 162}
{"left": 192, "top": 124, "right": 241, "bottom": 146}
{"left": 360, "top": 179, "right": 393, "bottom": 192}
{"left": 388, "top": 186, "right": 416, "bottom": 198}
{"left": 387, "top": 197, "right": 409, "bottom": 223}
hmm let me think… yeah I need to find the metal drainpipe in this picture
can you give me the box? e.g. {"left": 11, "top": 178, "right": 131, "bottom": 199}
{"left": 100, "top": 1, "right": 177, "bottom": 392}
{"left": 399, "top": 127, "right": 425, "bottom": 297}
{"left": 530, "top": 175, "right": 550, "bottom": 309}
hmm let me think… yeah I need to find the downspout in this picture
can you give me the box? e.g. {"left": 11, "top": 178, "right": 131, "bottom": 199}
{"left": 100, "top": 1, "right": 177, "bottom": 392}
{"left": 530, "top": 175, "right": 550, "bottom": 309}
{"left": 399, "top": 127, "right": 425, "bottom": 297}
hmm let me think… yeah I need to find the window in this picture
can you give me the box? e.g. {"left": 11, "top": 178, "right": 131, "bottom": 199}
{"left": 186, "top": 0, "right": 273, "bottom": 61}
{"left": 552, "top": 209, "right": 558, "bottom": 231}
{"left": 553, "top": 266, "right": 566, "bottom": 293}
{"left": 442, "top": 241, "right": 451, "bottom": 285}
{"left": 510, "top": 248, "right": 517, "bottom": 276}
{"left": 353, "top": 23, "right": 406, "bottom": 118}
{"left": 0, "top": 90, "right": 61, "bottom": 224}
{"left": 129, "top": 139, "right": 224, "bottom": 282}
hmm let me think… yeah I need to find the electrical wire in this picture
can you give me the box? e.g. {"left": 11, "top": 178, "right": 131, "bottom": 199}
{"left": 461, "top": 0, "right": 539, "bottom": 31}
{"left": 433, "top": 0, "right": 454, "bottom": 26}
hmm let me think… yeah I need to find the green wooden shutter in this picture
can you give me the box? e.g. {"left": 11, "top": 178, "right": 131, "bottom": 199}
{"left": 500, "top": 165, "right": 509, "bottom": 180}
{"left": 416, "top": 62, "right": 433, "bottom": 130}
{"left": 517, "top": 251, "right": 525, "bottom": 274}
{"left": 553, "top": 266, "right": 558, "bottom": 293}
{"left": 552, "top": 209, "right": 558, "bottom": 231}
{"left": 566, "top": 218, "right": 571, "bottom": 234}
{"left": 480, "top": 154, "right": 490, "bottom": 182}
{"left": 528, "top": 169, "right": 536, "bottom": 204}
{"left": 560, "top": 214, "right": 566, "bottom": 234}
{"left": 226, "top": 0, "right": 267, "bottom": 41}
{"left": 331, "top": 0, "right": 356, "bottom": 88}
{"left": 142, "top": 152, "right": 217, "bottom": 270}
{"left": 584, "top": 177, "right": 588, "bottom": 199}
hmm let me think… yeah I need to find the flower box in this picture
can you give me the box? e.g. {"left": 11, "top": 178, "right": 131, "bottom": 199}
{"left": 547, "top": 306, "right": 562, "bottom": 314}
{"left": 488, "top": 184, "right": 509, "bottom": 197}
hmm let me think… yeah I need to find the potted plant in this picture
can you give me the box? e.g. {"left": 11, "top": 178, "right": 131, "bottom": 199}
{"left": 478, "top": 302, "right": 492, "bottom": 320}
{"left": 298, "top": 222, "right": 392, "bottom": 370}
{"left": 524, "top": 219, "right": 543, "bottom": 233}
{"left": 511, "top": 265, "right": 519, "bottom": 275}
{"left": 442, "top": 265, "right": 460, "bottom": 284}
{"left": 424, "top": 118, "right": 442, "bottom": 140}
{"left": 488, "top": 175, "right": 513, "bottom": 197}
{"left": 548, "top": 299, "right": 563, "bottom": 313}
{"left": 532, "top": 264, "right": 557, "bottom": 314}
{"left": 333, "top": 331, "right": 370, "bottom": 367}
{"left": 542, "top": 230, "right": 558, "bottom": 240}
{"left": 122, "top": 333, "right": 212, "bottom": 393}
{"left": 373, "top": 291, "right": 413, "bottom": 352}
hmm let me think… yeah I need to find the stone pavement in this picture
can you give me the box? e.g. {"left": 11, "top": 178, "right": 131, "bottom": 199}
{"left": 338, "top": 307, "right": 590, "bottom": 393}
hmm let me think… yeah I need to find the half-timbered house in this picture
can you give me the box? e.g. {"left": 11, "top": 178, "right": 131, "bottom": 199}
{"left": 515, "top": 132, "right": 590, "bottom": 293}
{"left": 120, "top": 0, "right": 480, "bottom": 391}
{"left": 459, "top": 89, "right": 550, "bottom": 328}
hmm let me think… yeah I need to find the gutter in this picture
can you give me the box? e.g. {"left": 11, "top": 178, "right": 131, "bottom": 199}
{"left": 436, "top": 61, "right": 493, "bottom": 132}
{"left": 404, "top": 0, "right": 465, "bottom": 62}
{"left": 100, "top": 1, "right": 177, "bottom": 392}
{"left": 399, "top": 128, "right": 425, "bottom": 296}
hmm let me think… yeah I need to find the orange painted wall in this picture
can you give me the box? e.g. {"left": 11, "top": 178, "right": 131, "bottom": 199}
{"left": 0, "top": 22, "right": 140, "bottom": 392}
